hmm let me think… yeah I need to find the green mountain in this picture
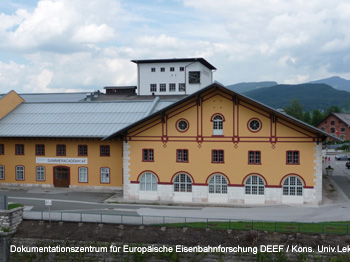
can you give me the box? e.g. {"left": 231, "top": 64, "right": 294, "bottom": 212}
{"left": 242, "top": 83, "right": 350, "bottom": 111}
{"left": 226, "top": 81, "right": 278, "bottom": 93}
{"left": 309, "top": 76, "right": 350, "bottom": 91}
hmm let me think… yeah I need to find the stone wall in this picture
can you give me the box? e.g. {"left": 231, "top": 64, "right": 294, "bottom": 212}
{"left": 0, "top": 207, "right": 23, "bottom": 235}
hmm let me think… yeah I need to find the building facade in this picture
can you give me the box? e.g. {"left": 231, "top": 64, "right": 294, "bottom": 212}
{"left": 107, "top": 84, "right": 331, "bottom": 205}
{"left": 132, "top": 58, "right": 216, "bottom": 96}
{"left": 317, "top": 113, "right": 350, "bottom": 141}
{"left": 0, "top": 63, "right": 335, "bottom": 205}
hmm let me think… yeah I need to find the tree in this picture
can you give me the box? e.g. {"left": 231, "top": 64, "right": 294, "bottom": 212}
{"left": 303, "top": 111, "right": 311, "bottom": 124}
{"left": 284, "top": 99, "right": 304, "bottom": 120}
{"left": 311, "top": 109, "right": 325, "bottom": 126}
{"left": 325, "top": 106, "right": 342, "bottom": 115}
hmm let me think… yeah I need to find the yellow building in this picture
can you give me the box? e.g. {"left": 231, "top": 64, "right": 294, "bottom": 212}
{"left": 0, "top": 84, "right": 334, "bottom": 205}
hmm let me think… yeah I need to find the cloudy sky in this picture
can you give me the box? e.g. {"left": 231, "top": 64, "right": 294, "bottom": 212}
{"left": 0, "top": 0, "right": 349, "bottom": 93}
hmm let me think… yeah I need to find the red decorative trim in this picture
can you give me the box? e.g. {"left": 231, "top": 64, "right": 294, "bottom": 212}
{"left": 211, "top": 149, "right": 224, "bottom": 163}
{"left": 286, "top": 150, "right": 300, "bottom": 165}
{"left": 176, "top": 149, "right": 189, "bottom": 163}
{"left": 192, "top": 183, "right": 208, "bottom": 186}
{"left": 0, "top": 165, "right": 5, "bottom": 180}
{"left": 130, "top": 181, "right": 140, "bottom": 184}
{"left": 78, "top": 145, "right": 88, "bottom": 156}
{"left": 279, "top": 173, "right": 307, "bottom": 188}
{"left": 210, "top": 113, "right": 226, "bottom": 122}
{"left": 100, "top": 167, "right": 111, "bottom": 184}
{"left": 248, "top": 150, "right": 261, "bottom": 165}
{"left": 136, "top": 170, "right": 160, "bottom": 183}
{"left": 35, "top": 166, "right": 46, "bottom": 182}
{"left": 15, "top": 144, "right": 24, "bottom": 155}
{"left": 56, "top": 144, "right": 66, "bottom": 156}
{"left": 100, "top": 145, "right": 110, "bottom": 157}
{"left": 35, "top": 144, "right": 45, "bottom": 156}
{"left": 78, "top": 166, "right": 88, "bottom": 183}
{"left": 205, "top": 172, "right": 231, "bottom": 185}
{"left": 247, "top": 118, "right": 262, "bottom": 133}
{"left": 171, "top": 171, "right": 195, "bottom": 183}
{"left": 15, "top": 165, "right": 25, "bottom": 181}
{"left": 175, "top": 118, "right": 190, "bottom": 133}
{"left": 239, "top": 102, "right": 270, "bottom": 118}
{"left": 241, "top": 173, "right": 268, "bottom": 186}
{"left": 277, "top": 120, "right": 313, "bottom": 138}
{"left": 142, "top": 148, "right": 154, "bottom": 162}
{"left": 158, "top": 182, "right": 173, "bottom": 185}
{"left": 131, "top": 120, "right": 162, "bottom": 137}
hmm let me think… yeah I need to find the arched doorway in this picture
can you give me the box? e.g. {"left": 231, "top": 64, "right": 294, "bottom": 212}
{"left": 53, "top": 166, "right": 70, "bottom": 187}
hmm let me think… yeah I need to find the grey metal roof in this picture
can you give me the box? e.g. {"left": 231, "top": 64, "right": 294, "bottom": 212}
{"left": 0, "top": 92, "right": 90, "bottom": 102}
{"left": 131, "top": 58, "right": 216, "bottom": 70}
{"left": 0, "top": 99, "right": 176, "bottom": 138}
{"left": 332, "top": 113, "right": 350, "bottom": 126}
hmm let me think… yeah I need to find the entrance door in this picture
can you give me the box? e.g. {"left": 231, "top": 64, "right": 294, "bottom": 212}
{"left": 54, "top": 167, "right": 70, "bottom": 187}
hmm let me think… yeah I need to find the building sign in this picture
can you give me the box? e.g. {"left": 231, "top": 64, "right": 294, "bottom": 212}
{"left": 36, "top": 157, "right": 88, "bottom": 165}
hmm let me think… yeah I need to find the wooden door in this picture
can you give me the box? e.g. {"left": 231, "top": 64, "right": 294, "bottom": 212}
{"left": 54, "top": 167, "right": 70, "bottom": 187}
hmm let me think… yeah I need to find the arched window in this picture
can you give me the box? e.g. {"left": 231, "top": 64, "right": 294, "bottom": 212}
{"left": 330, "top": 120, "right": 335, "bottom": 125}
{"left": 140, "top": 172, "right": 158, "bottom": 191}
{"left": 174, "top": 173, "right": 192, "bottom": 192}
{"left": 282, "top": 176, "right": 303, "bottom": 196}
{"left": 321, "top": 127, "right": 325, "bottom": 131}
{"left": 208, "top": 174, "right": 228, "bottom": 194}
{"left": 213, "top": 115, "right": 223, "bottom": 135}
{"left": 245, "top": 175, "right": 265, "bottom": 195}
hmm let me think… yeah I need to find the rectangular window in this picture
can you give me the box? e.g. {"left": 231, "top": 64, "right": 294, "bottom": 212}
{"left": 160, "top": 84, "right": 166, "bottom": 92}
{"left": 100, "top": 145, "right": 110, "bottom": 156}
{"left": 0, "top": 144, "right": 4, "bottom": 155}
{"left": 100, "top": 168, "right": 110, "bottom": 183}
{"left": 15, "top": 144, "right": 24, "bottom": 155}
{"left": 56, "top": 144, "right": 66, "bottom": 156}
{"left": 249, "top": 151, "right": 261, "bottom": 164}
{"left": 78, "top": 145, "right": 88, "bottom": 156}
{"left": 143, "top": 149, "right": 154, "bottom": 162}
{"left": 212, "top": 150, "right": 224, "bottom": 163}
{"left": 36, "top": 144, "right": 45, "bottom": 156}
{"left": 169, "top": 83, "right": 176, "bottom": 92}
{"left": 151, "top": 67, "right": 156, "bottom": 72}
{"left": 16, "top": 166, "right": 24, "bottom": 180}
{"left": 79, "top": 167, "right": 88, "bottom": 183}
{"left": 150, "top": 84, "right": 157, "bottom": 92}
{"left": 177, "top": 149, "right": 189, "bottom": 162}
{"left": 170, "top": 67, "right": 175, "bottom": 72}
{"left": 188, "top": 71, "right": 200, "bottom": 84}
{"left": 287, "top": 151, "right": 299, "bottom": 164}
{"left": 160, "top": 67, "right": 165, "bottom": 72}
{"left": 36, "top": 166, "right": 45, "bottom": 181}
{"left": 178, "top": 83, "right": 186, "bottom": 91}
{"left": 180, "top": 67, "right": 184, "bottom": 71}
{"left": 0, "top": 166, "right": 4, "bottom": 180}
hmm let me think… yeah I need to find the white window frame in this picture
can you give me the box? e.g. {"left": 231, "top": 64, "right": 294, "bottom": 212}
{"left": 245, "top": 175, "right": 265, "bottom": 195}
{"left": 174, "top": 173, "right": 192, "bottom": 192}
{"left": 140, "top": 172, "right": 158, "bottom": 191}
{"left": 178, "top": 83, "right": 186, "bottom": 91}
{"left": 160, "top": 83, "right": 166, "bottom": 92}
{"left": 169, "top": 83, "right": 176, "bottom": 92}
{"left": 208, "top": 174, "right": 228, "bottom": 194}
{"left": 16, "top": 166, "right": 24, "bottom": 181}
{"left": 0, "top": 165, "right": 4, "bottom": 179}
{"left": 283, "top": 176, "right": 303, "bottom": 196}
{"left": 100, "top": 168, "right": 110, "bottom": 183}
{"left": 79, "top": 167, "right": 88, "bottom": 183}
{"left": 150, "top": 84, "right": 157, "bottom": 92}
{"left": 213, "top": 115, "right": 223, "bottom": 135}
{"left": 36, "top": 166, "right": 45, "bottom": 181}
